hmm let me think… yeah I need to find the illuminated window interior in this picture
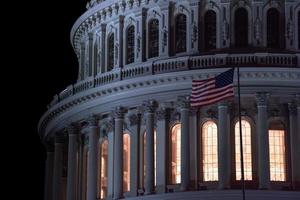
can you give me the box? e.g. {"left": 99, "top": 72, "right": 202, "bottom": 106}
{"left": 171, "top": 124, "right": 181, "bottom": 184}
{"left": 143, "top": 131, "right": 157, "bottom": 186}
{"left": 100, "top": 140, "right": 108, "bottom": 199}
{"left": 235, "top": 120, "right": 252, "bottom": 180}
{"left": 123, "top": 134, "right": 130, "bottom": 192}
{"left": 269, "top": 129, "right": 286, "bottom": 181}
{"left": 202, "top": 121, "right": 218, "bottom": 181}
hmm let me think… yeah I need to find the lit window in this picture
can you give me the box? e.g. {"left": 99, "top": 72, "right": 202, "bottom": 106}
{"left": 123, "top": 134, "right": 130, "bottom": 192}
{"left": 100, "top": 140, "right": 108, "bottom": 199}
{"left": 170, "top": 124, "right": 181, "bottom": 184}
{"left": 143, "top": 131, "right": 157, "bottom": 186}
{"left": 235, "top": 120, "right": 252, "bottom": 180}
{"left": 175, "top": 14, "right": 187, "bottom": 53}
{"left": 107, "top": 34, "right": 114, "bottom": 71}
{"left": 202, "top": 121, "right": 218, "bottom": 181}
{"left": 269, "top": 129, "right": 286, "bottom": 181}
{"left": 148, "top": 19, "right": 159, "bottom": 58}
{"left": 126, "top": 26, "right": 135, "bottom": 64}
{"left": 204, "top": 10, "right": 216, "bottom": 50}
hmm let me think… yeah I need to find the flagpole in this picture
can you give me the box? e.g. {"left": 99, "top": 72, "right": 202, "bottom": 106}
{"left": 237, "top": 66, "right": 246, "bottom": 200}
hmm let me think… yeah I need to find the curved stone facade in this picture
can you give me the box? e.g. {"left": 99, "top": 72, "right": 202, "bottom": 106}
{"left": 40, "top": 1, "right": 300, "bottom": 200}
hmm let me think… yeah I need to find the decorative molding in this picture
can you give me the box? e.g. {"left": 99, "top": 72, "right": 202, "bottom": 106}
{"left": 255, "top": 92, "right": 269, "bottom": 106}
{"left": 177, "top": 95, "right": 190, "bottom": 109}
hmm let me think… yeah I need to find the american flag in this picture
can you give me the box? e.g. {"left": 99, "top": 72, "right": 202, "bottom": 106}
{"left": 190, "top": 68, "right": 234, "bottom": 107}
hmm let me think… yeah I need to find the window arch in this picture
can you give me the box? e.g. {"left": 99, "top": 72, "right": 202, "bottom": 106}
{"left": 204, "top": 10, "right": 217, "bottom": 50}
{"left": 267, "top": 8, "right": 280, "bottom": 48}
{"left": 170, "top": 123, "right": 181, "bottom": 184}
{"left": 235, "top": 120, "right": 252, "bottom": 180}
{"left": 148, "top": 19, "right": 159, "bottom": 58}
{"left": 235, "top": 8, "right": 248, "bottom": 48}
{"left": 202, "top": 121, "right": 218, "bottom": 181}
{"left": 126, "top": 26, "right": 135, "bottom": 64}
{"left": 175, "top": 14, "right": 187, "bottom": 53}
{"left": 143, "top": 131, "right": 157, "bottom": 186}
{"left": 107, "top": 33, "right": 114, "bottom": 71}
{"left": 269, "top": 121, "right": 286, "bottom": 181}
{"left": 99, "top": 140, "right": 108, "bottom": 199}
{"left": 123, "top": 134, "right": 131, "bottom": 192}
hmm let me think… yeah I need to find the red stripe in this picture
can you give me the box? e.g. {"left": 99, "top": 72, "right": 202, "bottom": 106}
{"left": 192, "top": 79, "right": 215, "bottom": 90}
{"left": 191, "top": 87, "right": 234, "bottom": 103}
{"left": 191, "top": 92, "right": 234, "bottom": 107}
{"left": 191, "top": 83, "right": 215, "bottom": 95}
{"left": 192, "top": 77, "right": 214, "bottom": 84}
{"left": 191, "top": 83, "right": 233, "bottom": 97}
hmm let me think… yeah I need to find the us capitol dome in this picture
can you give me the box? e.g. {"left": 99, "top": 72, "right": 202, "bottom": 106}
{"left": 39, "top": 0, "right": 300, "bottom": 200}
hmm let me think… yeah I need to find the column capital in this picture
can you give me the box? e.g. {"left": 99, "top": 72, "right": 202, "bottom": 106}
{"left": 114, "top": 106, "right": 127, "bottom": 119}
{"left": 295, "top": 94, "right": 300, "bottom": 107}
{"left": 87, "top": 115, "right": 99, "bottom": 127}
{"left": 288, "top": 102, "right": 297, "bottom": 116}
{"left": 156, "top": 107, "right": 169, "bottom": 121}
{"left": 218, "top": 100, "right": 228, "bottom": 107}
{"left": 177, "top": 96, "right": 190, "bottom": 109}
{"left": 55, "top": 134, "right": 67, "bottom": 144}
{"left": 143, "top": 99, "right": 158, "bottom": 113}
{"left": 127, "top": 112, "right": 141, "bottom": 126}
{"left": 67, "top": 123, "right": 80, "bottom": 135}
{"left": 255, "top": 92, "right": 269, "bottom": 106}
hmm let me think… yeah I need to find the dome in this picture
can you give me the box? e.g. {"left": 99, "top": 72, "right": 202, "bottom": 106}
{"left": 40, "top": 1, "right": 300, "bottom": 200}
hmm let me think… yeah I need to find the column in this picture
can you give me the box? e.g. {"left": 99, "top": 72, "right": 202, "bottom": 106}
{"left": 255, "top": 92, "right": 270, "bottom": 189}
{"left": 296, "top": 95, "right": 300, "bottom": 189}
{"left": 66, "top": 124, "right": 79, "bottom": 200}
{"left": 77, "top": 135, "right": 83, "bottom": 200}
{"left": 79, "top": 42, "right": 86, "bottom": 80}
{"left": 100, "top": 24, "right": 106, "bottom": 73}
{"left": 189, "top": 0, "right": 200, "bottom": 54}
{"left": 159, "top": 3, "right": 169, "bottom": 57}
{"left": 189, "top": 108, "right": 198, "bottom": 190}
{"left": 144, "top": 100, "right": 158, "bottom": 194}
{"left": 86, "top": 116, "right": 98, "bottom": 200}
{"left": 288, "top": 102, "right": 299, "bottom": 189}
{"left": 156, "top": 107, "right": 169, "bottom": 193}
{"left": 135, "top": 8, "right": 146, "bottom": 63}
{"left": 178, "top": 96, "right": 190, "bottom": 191}
{"left": 127, "top": 112, "right": 141, "bottom": 197}
{"left": 52, "top": 135, "right": 64, "bottom": 200}
{"left": 44, "top": 144, "right": 54, "bottom": 200}
{"left": 113, "top": 106, "right": 127, "bottom": 199}
{"left": 218, "top": 101, "right": 231, "bottom": 189}
{"left": 88, "top": 33, "right": 94, "bottom": 77}
{"left": 115, "top": 16, "right": 124, "bottom": 68}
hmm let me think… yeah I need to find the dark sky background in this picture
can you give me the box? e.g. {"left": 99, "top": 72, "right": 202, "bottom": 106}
{"left": 20, "top": 0, "right": 87, "bottom": 198}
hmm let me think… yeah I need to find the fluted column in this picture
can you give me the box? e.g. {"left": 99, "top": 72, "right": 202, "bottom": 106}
{"left": 116, "top": 16, "right": 124, "bottom": 68}
{"left": 218, "top": 101, "right": 231, "bottom": 189}
{"left": 156, "top": 107, "right": 169, "bottom": 193}
{"left": 88, "top": 33, "right": 94, "bottom": 77}
{"left": 178, "top": 96, "right": 190, "bottom": 191}
{"left": 255, "top": 92, "right": 270, "bottom": 189}
{"left": 86, "top": 116, "right": 99, "bottom": 200}
{"left": 52, "top": 136, "right": 64, "bottom": 200}
{"left": 100, "top": 24, "right": 106, "bottom": 73}
{"left": 66, "top": 124, "right": 79, "bottom": 200}
{"left": 288, "top": 102, "right": 299, "bottom": 189}
{"left": 113, "top": 107, "right": 127, "bottom": 199}
{"left": 44, "top": 144, "right": 54, "bottom": 200}
{"left": 79, "top": 42, "right": 86, "bottom": 80}
{"left": 144, "top": 100, "right": 158, "bottom": 194}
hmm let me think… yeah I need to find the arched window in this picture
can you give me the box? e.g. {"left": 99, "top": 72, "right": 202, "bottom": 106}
{"left": 175, "top": 14, "right": 187, "bottom": 53}
{"left": 267, "top": 8, "right": 280, "bottom": 48}
{"left": 148, "top": 19, "right": 159, "bottom": 58}
{"left": 123, "top": 134, "right": 130, "bottom": 192}
{"left": 143, "top": 131, "right": 157, "bottom": 186}
{"left": 235, "top": 8, "right": 248, "bottom": 48}
{"left": 170, "top": 124, "right": 181, "bottom": 184}
{"left": 269, "top": 121, "right": 286, "bottom": 181}
{"left": 298, "top": 11, "right": 300, "bottom": 49}
{"left": 202, "top": 121, "right": 218, "bottom": 181}
{"left": 235, "top": 120, "right": 252, "bottom": 180}
{"left": 107, "top": 34, "right": 114, "bottom": 71}
{"left": 126, "top": 26, "right": 135, "bottom": 64}
{"left": 204, "top": 10, "right": 217, "bottom": 50}
{"left": 100, "top": 140, "right": 108, "bottom": 199}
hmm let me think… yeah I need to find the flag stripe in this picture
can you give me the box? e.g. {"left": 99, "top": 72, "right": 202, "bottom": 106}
{"left": 191, "top": 83, "right": 233, "bottom": 97}
{"left": 191, "top": 92, "right": 234, "bottom": 107}
{"left": 191, "top": 87, "right": 234, "bottom": 103}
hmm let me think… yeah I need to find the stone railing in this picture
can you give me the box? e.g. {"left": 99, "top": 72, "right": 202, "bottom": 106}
{"left": 48, "top": 53, "right": 298, "bottom": 108}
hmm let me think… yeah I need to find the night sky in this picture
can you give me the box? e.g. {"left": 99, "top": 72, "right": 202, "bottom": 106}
{"left": 20, "top": 0, "right": 87, "bottom": 198}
